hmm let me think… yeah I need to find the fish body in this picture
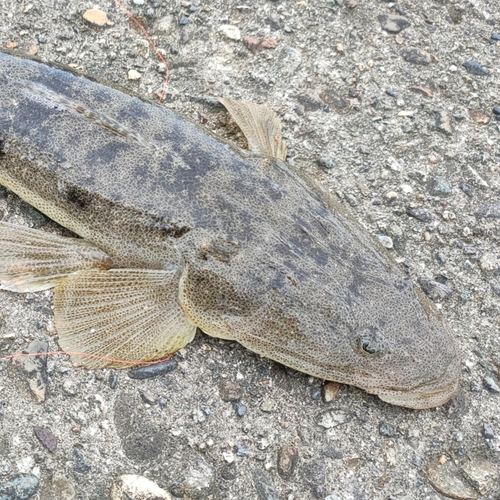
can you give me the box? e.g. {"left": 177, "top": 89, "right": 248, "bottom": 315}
{"left": 0, "top": 51, "right": 460, "bottom": 409}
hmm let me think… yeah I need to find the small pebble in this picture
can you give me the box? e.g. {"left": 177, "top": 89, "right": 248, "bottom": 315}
{"left": 459, "top": 182, "right": 473, "bottom": 198}
{"left": 235, "top": 444, "right": 250, "bottom": 457}
{"left": 108, "top": 371, "right": 118, "bottom": 389}
{"left": 128, "top": 359, "right": 178, "bottom": 380}
{"left": 484, "top": 376, "right": 500, "bottom": 394}
{"left": 110, "top": 474, "right": 172, "bottom": 500}
{"left": 401, "top": 48, "right": 431, "bottom": 65}
{"left": 490, "top": 283, "right": 500, "bottom": 296}
{"left": 232, "top": 402, "right": 247, "bottom": 417}
{"left": 493, "top": 106, "right": 500, "bottom": 115}
{"left": 378, "top": 235, "right": 393, "bottom": 249}
{"left": 138, "top": 389, "right": 156, "bottom": 405}
{"left": 378, "top": 14, "right": 410, "bottom": 33}
{"left": 491, "top": 33, "right": 500, "bottom": 42}
{"left": 83, "top": 9, "right": 114, "bottom": 27}
{"left": 483, "top": 423, "right": 495, "bottom": 440}
{"left": 34, "top": 426, "right": 57, "bottom": 453}
{"left": 435, "top": 252, "right": 446, "bottom": 265}
{"left": 321, "top": 381, "right": 340, "bottom": 403}
{"left": 219, "top": 25, "right": 241, "bottom": 41}
{"left": 317, "top": 157, "right": 335, "bottom": 169}
{"left": 435, "top": 110, "right": 452, "bottom": 135}
{"left": 407, "top": 208, "right": 432, "bottom": 222}
{"left": 383, "top": 191, "right": 398, "bottom": 205}
{"left": 462, "top": 61, "right": 491, "bottom": 77}
{"left": 429, "top": 176, "right": 452, "bottom": 197}
{"left": 127, "top": 69, "right": 141, "bottom": 81}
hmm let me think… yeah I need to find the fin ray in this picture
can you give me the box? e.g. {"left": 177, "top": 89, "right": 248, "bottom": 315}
{"left": 54, "top": 268, "right": 197, "bottom": 369}
{"left": 219, "top": 97, "right": 287, "bottom": 161}
{"left": 0, "top": 222, "right": 113, "bottom": 292}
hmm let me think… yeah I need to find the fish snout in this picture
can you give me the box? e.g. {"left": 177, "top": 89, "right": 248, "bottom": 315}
{"left": 375, "top": 355, "right": 461, "bottom": 409}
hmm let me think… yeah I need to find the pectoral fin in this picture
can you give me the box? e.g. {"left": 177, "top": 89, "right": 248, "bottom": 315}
{"left": 0, "top": 222, "right": 113, "bottom": 292}
{"left": 53, "top": 268, "right": 197, "bottom": 369}
{"left": 218, "top": 97, "right": 287, "bottom": 161}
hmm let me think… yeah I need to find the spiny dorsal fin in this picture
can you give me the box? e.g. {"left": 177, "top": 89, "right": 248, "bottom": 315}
{"left": 0, "top": 222, "right": 113, "bottom": 292}
{"left": 54, "top": 268, "right": 197, "bottom": 369}
{"left": 219, "top": 97, "right": 287, "bottom": 161}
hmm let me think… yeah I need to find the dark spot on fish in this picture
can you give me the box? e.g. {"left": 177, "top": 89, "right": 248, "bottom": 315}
{"left": 145, "top": 214, "right": 191, "bottom": 239}
{"left": 65, "top": 186, "right": 90, "bottom": 209}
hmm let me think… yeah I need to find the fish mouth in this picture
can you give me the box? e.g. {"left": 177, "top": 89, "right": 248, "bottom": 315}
{"left": 370, "top": 358, "right": 461, "bottom": 410}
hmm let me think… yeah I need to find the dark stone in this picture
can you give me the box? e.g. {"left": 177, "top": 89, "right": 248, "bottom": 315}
{"left": 493, "top": 106, "right": 500, "bottom": 115}
{"left": 386, "top": 89, "right": 397, "bottom": 98}
{"left": 179, "top": 16, "right": 189, "bottom": 25}
{"left": 0, "top": 474, "right": 39, "bottom": 500}
{"left": 33, "top": 426, "right": 57, "bottom": 453}
{"left": 301, "top": 460, "right": 326, "bottom": 498}
{"left": 429, "top": 176, "right": 452, "bottom": 197}
{"left": 417, "top": 278, "right": 452, "bottom": 301}
{"left": 401, "top": 48, "right": 431, "bottom": 65}
{"left": 462, "top": 61, "right": 491, "bottom": 77}
{"left": 476, "top": 202, "right": 500, "bottom": 218}
{"left": 108, "top": 371, "right": 118, "bottom": 389}
{"left": 277, "top": 445, "right": 298, "bottom": 479}
{"left": 491, "top": 33, "right": 500, "bottom": 42}
{"left": 459, "top": 182, "right": 473, "bottom": 198}
{"left": 379, "top": 421, "right": 397, "bottom": 437}
{"left": 127, "top": 359, "right": 178, "bottom": 380}
{"left": 73, "top": 447, "right": 91, "bottom": 475}
{"left": 319, "top": 89, "right": 349, "bottom": 114}
{"left": 407, "top": 207, "right": 432, "bottom": 222}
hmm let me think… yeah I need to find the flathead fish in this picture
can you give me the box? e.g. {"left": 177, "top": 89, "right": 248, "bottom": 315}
{"left": 0, "top": 51, "right": 460, "bottom": 409}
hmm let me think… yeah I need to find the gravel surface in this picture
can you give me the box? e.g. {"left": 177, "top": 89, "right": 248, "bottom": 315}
{"left": 0, "top": 0, "right": 500, "bottom": 499}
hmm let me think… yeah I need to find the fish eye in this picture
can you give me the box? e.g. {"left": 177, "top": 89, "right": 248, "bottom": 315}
{"left": 354, "top": 328, "right": 387, "bottom": 358}
{"left": 362, "top": 341, "right": 376, "bottom": 354}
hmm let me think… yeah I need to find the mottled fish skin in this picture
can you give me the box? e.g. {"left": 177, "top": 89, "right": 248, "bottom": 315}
{"left": 0, "top": 51, "right": 460, "bottom": 409}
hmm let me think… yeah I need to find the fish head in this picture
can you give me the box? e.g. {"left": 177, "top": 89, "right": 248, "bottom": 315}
{"left": 179, "top": 234, "right": 460, "bottom": 410}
